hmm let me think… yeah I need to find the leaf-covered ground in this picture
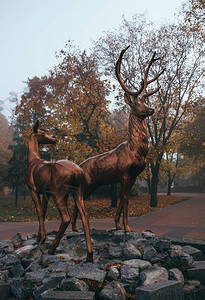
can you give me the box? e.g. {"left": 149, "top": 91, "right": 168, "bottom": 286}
{"left": 0, "top": 194, "right": 187, "bottom": 222}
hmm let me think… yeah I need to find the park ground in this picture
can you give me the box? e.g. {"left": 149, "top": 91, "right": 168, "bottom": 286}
{"left": 0, "top": 193, "right": 204, "bottom": 241}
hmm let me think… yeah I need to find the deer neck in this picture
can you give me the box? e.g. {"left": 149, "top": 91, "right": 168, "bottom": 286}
{"left": 27, "top": 136, "right": 40, "bottom": 166}
{"left": 128, "top": 111, "right": 148, "bottom": 154}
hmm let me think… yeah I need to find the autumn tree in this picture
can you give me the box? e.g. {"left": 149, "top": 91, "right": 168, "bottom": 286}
{"left": 15, "top": 43, "right": 126, "bottom": 169}
{"left": 93, "top": 13, "right": 205, "bottom": 207}
{"left": 185, "top": 0, "right": 205, "bottom": 39}
{"left": 5, "top": 116, "right": 28, "bottom": 206}
{"left": 0, "top": 113, "right": 12, "bottom": 190}
{"left": 179, "top": 98, "right": 205, "bottom": 174}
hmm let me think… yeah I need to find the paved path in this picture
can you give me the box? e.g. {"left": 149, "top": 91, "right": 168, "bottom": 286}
{"left": 0, "top": 193, "right": 204, "bottom": 241}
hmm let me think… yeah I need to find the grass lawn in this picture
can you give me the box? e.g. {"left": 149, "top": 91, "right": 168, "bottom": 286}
{"left": 0, "top": 194, "right": 188, "bottom": 222}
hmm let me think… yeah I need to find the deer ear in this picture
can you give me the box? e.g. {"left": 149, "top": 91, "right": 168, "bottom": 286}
{"left": 33, "top": 120, "right": 39, "bottom": 133}
{"left": 124, "top": 93, "right": 133, "bottom": 108}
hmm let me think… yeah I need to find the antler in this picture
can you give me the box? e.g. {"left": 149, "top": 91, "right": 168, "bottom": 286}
{"left": 142, "top": 52, "right": 165, "bottom": 100}
{"left": 115, "top": 46, "right": 144, "bottom": 98}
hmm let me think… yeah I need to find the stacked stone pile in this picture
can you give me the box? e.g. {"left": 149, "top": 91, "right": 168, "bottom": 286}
{"left": 0, "top": 229, "right": 205, "bottom": 299}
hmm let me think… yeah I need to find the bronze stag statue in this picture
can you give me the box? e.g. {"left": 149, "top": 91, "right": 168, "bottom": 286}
{"left": 25, "top": 120, "right": 93, "bottom": 262}
{"left": 71, "top": 46, "right": 165, "bottom": 232}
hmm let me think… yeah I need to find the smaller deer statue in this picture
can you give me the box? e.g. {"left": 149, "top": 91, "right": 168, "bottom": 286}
{"left": 25, "top": 120, "right": 93, "bottom": 262}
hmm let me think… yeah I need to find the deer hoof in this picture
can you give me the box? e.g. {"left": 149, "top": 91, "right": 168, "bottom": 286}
{"left": 115, "top": 222, "right": 123, "bottom": 230}
{"left": 72, "top": 225, "right": 78, "bottom": 232}
{"left": 37, "top": 236, "right": 46, "bottom": 246}
{"left": 86, "top": 252, "right": 94, "bottom": 263}
{"left": 124, "top": 225, "right": 131, "bottom": 232}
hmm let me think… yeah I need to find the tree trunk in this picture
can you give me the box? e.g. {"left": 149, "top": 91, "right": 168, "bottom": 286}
{"left": 23, "top": 184, "right": 27, "bottom": 201}
{"left": 111, "top": 184, "right": 118, "bottom": 208}
{"left": 150, "top": 162, "right": 161, "bottom": 207}
{"left": 15, "top": 186, "right": 18, "bottom": 208}
{"left": 167, "top": 177, "right": 172, "bottom": 196}
{"left": 146, "top": 174, "right": 151, "bottom": 194}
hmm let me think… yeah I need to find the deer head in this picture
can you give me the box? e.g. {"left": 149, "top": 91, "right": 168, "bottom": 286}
{"left": 32, "top": 120, "right": 56, "bottom": 145}
{"left": 115, "top": 46, "right": 165, "bottom": 119}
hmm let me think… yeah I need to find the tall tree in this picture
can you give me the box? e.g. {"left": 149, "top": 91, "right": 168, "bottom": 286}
{"left": 16, "top": 43, "right": 124, "bottom": 164}
{"left": 0, "top": 113, "right": 12, "bottom": 191}
{"left": 93, "top": 13, "right": 205, "bottom": 206}
{"left": 6, "top": 116, "right": 27, "bottom": 206}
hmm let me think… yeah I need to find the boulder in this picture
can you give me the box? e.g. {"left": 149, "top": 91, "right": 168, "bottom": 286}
{"left": 108, "top": 244, "right": 122, "bottom": 258}
{"left": 107, "top": 266, "right": 120, "bottom": 281}
{"left": 60, "top": 277, "right": 89, "bottom": 291}
{"left": 121, "top": 259, "right": 151, "bottom": 283}
{"left": 136, "top": 280, "right": 184, "bottom": 300}
{"left": 66, "top": 263, "right": 106, "bottom": 282}
{"left": 143, "top": 245, "right": 159, "bottom": 261}
{"left": 142, "top": 230, "right": 155, "bottom": 239}
{"left": 187, "top": 261, "right": 205, "bottom": 285}
{"left": 42, "top": 290, "right": 95, "bottom": 300}
{"left": 122, "top": 243, "right": 142, "bottom": 259}
{"left": 182, "top": 245, "right": 204, "bottom": 261}
{"left": 140, "top": 266, "right": 168, "bottom": 286}
{"left": 168, "top": 268, "right": 184, "bottom": 285}
{"left": 98, "top": 280, "right": 126, "bottom": 300}
{"left": 0, "top": 280, "right": 10, "bottom": 300}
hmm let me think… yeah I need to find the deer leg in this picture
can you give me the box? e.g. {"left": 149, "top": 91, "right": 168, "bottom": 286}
{"left": 30, "top": 189, "right": 46, "bottom": 245}
{"left": 75, "top": 187, "right": 93, "bottom": 263}
{"left": 114, "top": 199, "right": 123, "bottom": 230}
{"left": 121, "top": 175, "right": 131, "bottom": 232}
{"left": 42, "top": 193, "right": 49, "bottom": 221}
{"left": 71, "top": 198, "right": 79, "bottom": 232}
{"left": 49, "top": 194, "right": 71, "bottom": 254}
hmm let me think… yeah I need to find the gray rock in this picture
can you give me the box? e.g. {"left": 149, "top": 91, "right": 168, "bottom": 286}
{"left": 120, "top": 264, "right": 140, "bottom": 283}
{"left": 122, "top": 259, "right": 151, "bottom": 269}
{"left": 23, "top": 239, "right": 38, "bottom": 246}
{"left": 187, "top": 260, "right": 205, "bottom": 285}
{"left": 143, "top": 245, "right": 159, "bottom": 261}
{"left": 136, "top": 280, "right": 184, "bottom": 300}
{"left": 25, "top": 261, "right": 43, "bottom": 273}
{"left": 152, "top": 238, "right": 171, "bottom": 251}
{"left": 10, "top": 233, "right": 22, "bottom": 243}
{"left": 49, "top": 272, "right": 66, "bottom": 281}
{"left": 15, "top": 244, "right": 36, "bottom": 259}
{"left": 66, "top": 263, "right": 106, "bottom": 282}
{"left": 131, "top": 238, "right": 148, "bottom": 248}
{"left": 169, "top": 245, "right": 182, "bottom": 257}
{"left": 21, "top": 246, "right": 42, "bottom": 268}
{"left": 46, "top": 261, "right": 70, "bottom": 273}
{"left": 41, "top": 253, "right": 73, "bottom": 266}
{"left": 122, "top": 243, "right": 142, "bottom": 259}
{"left": 187, "top": 280, "right": 201, "bottom": 287}
{"left": 24, "top": 270, "right": 46, "bottom": 284}
{"left": 182, "top": 245, "right": 204, "bottom": 261}
{"left": 0, "top": 280, "right": 10, "bottom": 300}
{"left": 60, "top": 277, "right": 89, "bottom": 291}
{"left": 142, "top": 230, "right": 155, "bottom": 239}
{"left": 98, "top": 280, "right": 126, "bottom": 300}
{"left": 107, "top": 266, "right": 120, "bottom": 281}
{"left": 33, "top": 276, "right": 63, "bottom": 299}
{"left": 10, "top": 263, "right": 24, "bottom": 277}
{"left": 0, "top": 270, "right": 9, "bottom": 281}
{"left": 140, "top": 265, "right": 168, "bottom": 286}
{"left": 121, "top": 259, "right": 151, "bottom": 283}
{"left": 172, "top": 252, "right": 194, "bottom": 267}
{"left": 10, "top": 278, "right": 34, "bottom": 299}
{"left": 42, "top": 290, "right": 95, "bottom": 300}
{"left": 183, "top": 281, "right": 205, "bottom": 300}
{"left": 168, "top": 268, "right": 184, "bottom": 285}
{"left": 108, "top": 244, "right": 122, "bottom": 258}
{"left": 1, "top": 254, "right": 20, "bottom": 267}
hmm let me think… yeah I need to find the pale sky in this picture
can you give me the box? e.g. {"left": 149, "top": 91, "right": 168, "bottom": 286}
{"left": 0, "top": 0, "right": 186, "bottom": 118}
